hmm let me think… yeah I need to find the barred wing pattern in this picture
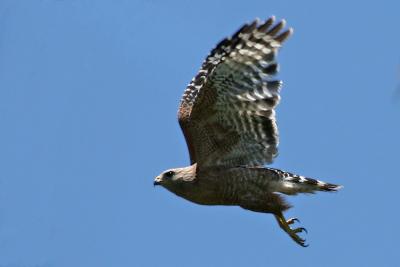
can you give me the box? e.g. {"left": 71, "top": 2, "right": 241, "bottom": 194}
{"left": 178, "top": 17, "right": 293, "bottom": 168}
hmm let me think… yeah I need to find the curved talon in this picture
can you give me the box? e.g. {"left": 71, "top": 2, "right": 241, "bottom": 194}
{"left": 293, "top": 227, "right": 307, "bottom": 234}
{"left": 300, "top": 241, "right": 309, "bottom": 247}
{"left": 299, "top": 241, "right": 309, "bottom": 247}
{"left": 291, "top": 234, "right": 307, "bottom": 247}
{"left": 287, "top": 218, "right": 300, "bottom": 225}
{"left": 274, "top": 212, "right": 309, "bottom": 247}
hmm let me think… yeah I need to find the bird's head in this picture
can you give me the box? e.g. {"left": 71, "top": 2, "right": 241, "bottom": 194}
{"left": 154, "top": 165, "right": 197, "bottom": 191}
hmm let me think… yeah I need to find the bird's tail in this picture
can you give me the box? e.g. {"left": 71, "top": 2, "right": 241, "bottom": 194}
{"left": 267, "top": 168, "right": 342, "bottom": 195}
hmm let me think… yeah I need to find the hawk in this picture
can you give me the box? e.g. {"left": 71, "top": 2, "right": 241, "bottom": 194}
{"left": 154, "top": 17, "right": 341, "bottom": 247}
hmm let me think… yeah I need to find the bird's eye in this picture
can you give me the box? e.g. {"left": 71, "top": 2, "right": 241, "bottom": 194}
{"left": 165, "top": 171, "right": 174, "bottom": 178}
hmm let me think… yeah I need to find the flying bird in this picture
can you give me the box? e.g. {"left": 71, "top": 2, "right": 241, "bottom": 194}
{"left": 154, "top": 17, "right": 342, "bottom": 247}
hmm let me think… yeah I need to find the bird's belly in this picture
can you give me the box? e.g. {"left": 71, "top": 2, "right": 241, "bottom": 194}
{"left": 179, "top": 179, "right": 240, "bottom": 206}
{"left": 183, "top": 194, "right": 237, "bottom": 206}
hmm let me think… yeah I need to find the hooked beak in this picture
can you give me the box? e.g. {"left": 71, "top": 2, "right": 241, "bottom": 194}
{"left": 153, "top": 176, "right": 162, "bottom": 186}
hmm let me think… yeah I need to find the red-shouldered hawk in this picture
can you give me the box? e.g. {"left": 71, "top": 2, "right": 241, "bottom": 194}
{"left": 154, "top": 17, "right": 342, "bottom": 247}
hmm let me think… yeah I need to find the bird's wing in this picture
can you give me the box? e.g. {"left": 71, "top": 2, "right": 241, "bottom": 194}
{"left": 178, "top": 17, "right": 292, "bottom": 168}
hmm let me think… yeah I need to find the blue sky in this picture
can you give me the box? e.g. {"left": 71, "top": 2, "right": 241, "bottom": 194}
{"left": 1, "top": 0, "right": 400, "bottom": 266}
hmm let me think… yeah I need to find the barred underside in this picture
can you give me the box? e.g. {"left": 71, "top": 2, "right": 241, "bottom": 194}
{"left": 178, "top": 17, "right": 293, "bottom": 167}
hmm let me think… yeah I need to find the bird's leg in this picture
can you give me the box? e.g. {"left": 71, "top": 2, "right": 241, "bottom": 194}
{"left": 274, "top": 212, "right": 308, "bottom": 247}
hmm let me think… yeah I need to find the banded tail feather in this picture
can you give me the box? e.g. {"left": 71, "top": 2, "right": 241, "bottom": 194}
{"left": 267, "top": 168, "right": 342, "bottom": 195}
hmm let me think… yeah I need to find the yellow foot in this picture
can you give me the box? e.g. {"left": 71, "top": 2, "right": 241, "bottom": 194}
{"left": 274, "top": 212, "right": 308, "bottom": 247}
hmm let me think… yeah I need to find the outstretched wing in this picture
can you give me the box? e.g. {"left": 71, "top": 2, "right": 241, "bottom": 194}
{"left": 178, "top": 17, "right": 292, "bottom": 168}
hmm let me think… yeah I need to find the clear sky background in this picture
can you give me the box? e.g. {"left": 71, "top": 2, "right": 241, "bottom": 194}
{"left": 1, "top": 1, "right": 400, "bottom": 266}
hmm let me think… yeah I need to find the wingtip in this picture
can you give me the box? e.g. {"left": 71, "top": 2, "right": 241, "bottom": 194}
{"left": 335, "top": 185, "right": 344, "bottom": 191}
{"left": 328, "top": 184, "right": 344, "bottom": 192}
{"left": 274, "top": 27, "right": 294, "bottom": 43}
